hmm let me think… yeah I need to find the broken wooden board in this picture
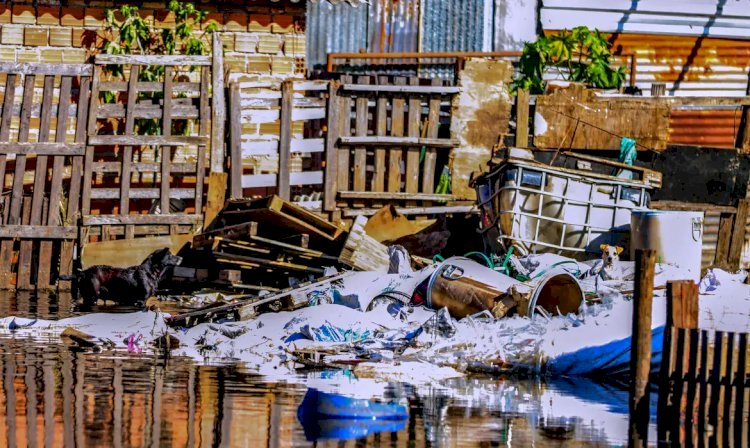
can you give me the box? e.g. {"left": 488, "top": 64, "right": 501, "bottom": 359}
{"left": 339, "top": 215, "right": 390, "bottom": 272}
{"left": 450, "top": 58, "right": 513, "bottom": 201}
{"left": 81, "top": 234, "right": 192, "bottom": 268}
{"left": 363, "top": 205, "right": 436, "bottom": 243}
{"left": 534, "top": 84, "right": 671, "bottom": 151}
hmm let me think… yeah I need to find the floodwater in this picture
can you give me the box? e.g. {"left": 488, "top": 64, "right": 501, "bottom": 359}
{"left": 0, "top": 292, "right": 653, "bottom": 447}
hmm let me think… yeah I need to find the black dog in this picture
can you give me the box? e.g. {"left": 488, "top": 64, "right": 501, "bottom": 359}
{"left": 67, "top": 248, "right": 182, "bottom": 306}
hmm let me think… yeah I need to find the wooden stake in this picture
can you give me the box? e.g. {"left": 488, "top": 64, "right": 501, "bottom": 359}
{"left": 629, "top": 248, "right": 657, "bottom": 448}
{"left": 515, "top": 89, "right": 530, "bottom": 148}
{"left": 666, "top": 280, "right": 699, "bottom": 330}
{"left": 728, "top": 199, "right": 748, "bottom": 269}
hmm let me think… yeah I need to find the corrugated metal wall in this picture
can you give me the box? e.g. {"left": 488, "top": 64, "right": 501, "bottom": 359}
{"left": 307, "top": 0, "right": 486, "bottom": 76}
{"left": 541, "top": 0, "right": 750, "bottom": 149}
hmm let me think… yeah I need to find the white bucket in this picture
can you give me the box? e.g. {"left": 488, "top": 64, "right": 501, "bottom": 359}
{"left": 630, "top": 210, "right": 704, "bottom": 282}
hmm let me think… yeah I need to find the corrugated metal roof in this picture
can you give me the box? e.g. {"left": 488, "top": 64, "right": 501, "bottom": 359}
{"left": 541, "top": 0, "right": 750, "bottom": 40}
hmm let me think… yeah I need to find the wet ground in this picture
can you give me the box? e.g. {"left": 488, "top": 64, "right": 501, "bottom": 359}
{"left": 0, "top": 292, "right": 653, "bottom": 447}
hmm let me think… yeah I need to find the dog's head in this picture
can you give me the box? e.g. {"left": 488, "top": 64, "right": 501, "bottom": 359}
{"left": 600, "top": 244, "right": 623, "bottom": 266}
{"left": 146, "top": 248, "right": 183, "bottom": 268}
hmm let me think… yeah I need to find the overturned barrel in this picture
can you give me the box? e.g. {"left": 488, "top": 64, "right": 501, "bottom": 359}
{"left": 425, "top": 257, "right": 584, "bottom": 319}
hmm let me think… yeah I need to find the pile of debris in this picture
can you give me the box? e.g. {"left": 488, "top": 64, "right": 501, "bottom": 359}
{"left": 172, "top": 195, "right": 397, "bottom": 293}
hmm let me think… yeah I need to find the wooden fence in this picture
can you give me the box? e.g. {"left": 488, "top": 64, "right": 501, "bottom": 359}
{"left": 228, "top": 79, "right": 328, "bottom": 201}
{"left": 0, "top": 62, "right": 91, "bottom": 290}
{"left": 80, "top": 53, "right": 217, "bottom": 243}
{"left": 657, "top": 281, "right": 750, "bottom": 446}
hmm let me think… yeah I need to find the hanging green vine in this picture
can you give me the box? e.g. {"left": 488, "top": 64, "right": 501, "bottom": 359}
{"left": 512, "top": 26, "right": 626, "bottom": 94}
{"left": 100, "top": 1, "right": 218, "bottom": 134}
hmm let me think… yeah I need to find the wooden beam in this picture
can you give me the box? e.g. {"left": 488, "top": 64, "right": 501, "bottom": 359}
{"left": 515, "top": 89, "right": 530, "bottom": 148}
{"left": 323, "top": 80, "right": 340, "bottom": 212}
{"left": 229, "top": 83, "right": 242, "bottom": 199}
{"left": 95, "top": 54, "right": 211, "bottom": 66}
{"left": 98, "top": 81, "right": 200, "bottom": 93}
{"left": 89, "top": 188, "right": 195, "bottom": 199}
{"left": 88, "top": 135, "right": 209, "bottom": 146}
{"left": 82, "top": 214, "right": 202, "bottom": 226}
{"left": 339, "top": 136, "right": 459, "bottom": 147}
{"left": 204, "top": 172, "right": 228, "bottom": 228}
{"left": 343, "top": 205, "right": 478, "bottom": 217}
{"left": 0, "top": 226, "right": 78, "bottom": 239}
{"left": 210, "top": 32, "right": 226, "bottom": 173}
{"left": 628, "top": 249, "right": 657, "bottom": 448}
{"left": 0, "top": 143, "right": 85, "bottom": 155}
{"left": 0, "top": 62, "right": 92, "bottom": 76}
{"left": 340, "top": 84, "right": 460, "bottom": 94}
{"left": 666, "top": 280, "right": 699, "bottom": 330}
{"left": 714, "top": 212, "right": 734, "bottom": 267}
{"left": 728, "top": 199, "right": 748, "bottom": 269}
{"left": 278, "top": 80, "right": 293, "bottom": 200}
{"left": 338, "top": 191, "right": 455, "bottom": 201}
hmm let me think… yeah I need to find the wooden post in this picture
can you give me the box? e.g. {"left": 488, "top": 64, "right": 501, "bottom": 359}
{"left": 515, "top": 89, "right": 530, "bottom": 148}
{"left": 211, "top": 32, "right": 226, "bottom": 173}
{"left": 666, "top": 280, "right": 700, "bottom": 330}
{"left": 229, "top": 83, "right": 242, "bottom": 199}
{"left": 278, "top": 80, "right": 293, "bottom": 201}
{"left": 629, "top": 248, "right": 657, "bottom": 448}
{"left": 728, "top": 199, "right": 748, "bottom": 269}
{"left": 204, "top": 172, "right": 228, "bottom": 229}
{"left": 323, "top": 80, "right": 340, "bottom": 212}
{"left": 714, "top": 212, "right": 734, "bottom": 268}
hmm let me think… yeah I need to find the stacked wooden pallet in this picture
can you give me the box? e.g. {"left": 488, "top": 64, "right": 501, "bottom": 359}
{"left": 180, "top": 195, "right": 391, "bottom": 291}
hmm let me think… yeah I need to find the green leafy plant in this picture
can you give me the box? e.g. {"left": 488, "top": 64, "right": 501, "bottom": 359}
{"left": 512, "top": 26, "right": 626, "bottom": 94}
{"left": 100, "top": 1, "right": 217, "bottom": 134}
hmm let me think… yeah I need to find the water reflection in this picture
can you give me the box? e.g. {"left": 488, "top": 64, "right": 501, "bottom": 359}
{"left": 0, "top": 293, "right": 646, "bottom": 447}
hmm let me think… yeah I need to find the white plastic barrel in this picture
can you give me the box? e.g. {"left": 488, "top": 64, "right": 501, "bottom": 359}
{"left": 630, "top": 210, "right": 704, "bottom": 282}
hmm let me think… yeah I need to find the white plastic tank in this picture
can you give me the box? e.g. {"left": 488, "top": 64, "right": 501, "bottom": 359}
{"left": 630, "top": 210, "right": 704, "bottom": 282}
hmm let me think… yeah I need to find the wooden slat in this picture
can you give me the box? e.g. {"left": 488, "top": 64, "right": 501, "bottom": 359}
{"left": 684, "top": 328, "right": 699, "bottom": 444}
{"left": 340, "top": 84, "right": 460, "bottom": 94}
{"left": 82, "top": 66, "right": 101, "bottom": 216}
{"left": 515, "top": 89, "right": 530, "bottom": 148}
{"left": 352, "top": 76, "right": 370, "bottom": 206}
{"left": 708, "top": 331, "right": 724, "bottom": 447}
{"left": 90, "top": 188, "right": 195, "bottom": 199}
{"left": 715, "top": 212, "right": 735, "bottom": 267}
{"left": 9, "top": 74, "right": 36, "bottom": 225}
{"left": 338, "top": 191, "right": 455, "bottom": 201}
{"left": 95, "top": 54, "right": 211, "bottom": 66}
{"left": 372, "top": 75, "right": 388, "bottom": 193}
{"left": 195, "top": 66, "right": 209, "bottom": 215}
{"left": 337, "top": 74, "right": 352, "bottom": 200}
{"left": 339, "top": 136, "right": 458, "bottom": 148}
{"left": 16, "top": 197, "right": 33, "bottom": 289}
{"left": 722, "top": 333, "right": 736, "bottom": 446}
{"left": 229, "top": 83, "right": 242, "bottom": 199}
{"left": 0, "top": 73, "right": 16, "bottom": 191}
{"left": 205, "top": 172, "right": 227, "bottom": 227}
{"left": 120, "top": 65, "right": 140, "bottom": 215}
{"left": 0, "top": 225, "right": 78, "bottom": 239}
{"left": 88, "top": 135, "right": 208, "bottom": 146}
{"left": 734, "top": 333, "right": 747, "bottom": 446}
{"left": 278, "top": 80, "right": 293, "bottom": 200}
{"left": 698, "top": 330, "right": 710, "bottom": 448}
{"left": 91, "top": 162, "right": 194, "bottom": 173}
{"left": 98, "top": 81, "right": 200, "bottom": 93}
{"left": 0, "top": 62, "right": 92, "bottom": 76}
{"left": 728, "top": 199, "right": 749, "bottom": 269}
{"left": 83, "top": 214, "right": 202, "bottom": 225}
{"left": 96, "top": 103, "right": 200, "bottom": 120}
{"left": 210, "top": 32, "right": 226, "bottom": 173}
{"left": 406, "top": 77, "right": 421, "bottom": 204}
{"left": 27, "top": 75, "right": 56, "bottom": 288}
{"left": 388, "top": 77, "right": 406, "bottom": 193}
{"left": 0, "top": 143, "right": 85, "bottom": 155}
{"left": 343, "top": 204, "right": 477, "bottom": 217}
{"left": 422, "top": 78, "right": 442, "bottom": 194}
{"left": 323, "top": 80, "right": 340, "bottom": 212}
{"left": 161, "top": 67, "right": 174, "bottom": 215}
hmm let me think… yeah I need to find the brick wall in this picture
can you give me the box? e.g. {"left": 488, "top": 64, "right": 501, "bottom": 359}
{"left": 0, "top": 1, "right": 307, "bottom": 82}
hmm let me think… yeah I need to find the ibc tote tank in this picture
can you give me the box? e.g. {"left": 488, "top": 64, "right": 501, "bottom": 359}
{"left": 630, "top": 210, "right": 704, "bottom": 282}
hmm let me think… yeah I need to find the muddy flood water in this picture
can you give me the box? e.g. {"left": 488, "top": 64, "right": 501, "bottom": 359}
{"left": 0, "top": 292, "right": 654, "bottom": 447}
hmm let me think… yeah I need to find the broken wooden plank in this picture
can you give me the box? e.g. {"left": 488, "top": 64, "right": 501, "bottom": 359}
{"left": 0, "top": 143, "right": 85, "bottom": 155}
{"left": 88, "top": 135, "right": 209, "bottom": 146}
{"left": 204, "top": 172, "right": 228, "bottom": 228}
{"left": 0, "top": 62, "right": 92, "bottom": 76}
{"left": 0, "top": 226, "right": 78, "bottom": 239}
{"left": 338, "top": 191, "right": 455, "bottom": 201}
{"left": 339, "top": 215, "right": 390, "bottom": 272}
{"left": 82, "top": 214, "right": 202, "bottom": 225}
{"left": 89, "top": 188, "right": 195, "bottom": 199}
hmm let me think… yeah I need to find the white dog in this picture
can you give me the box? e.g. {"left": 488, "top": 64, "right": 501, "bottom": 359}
{"left": 596, "top": 244, "right": 624, "bottom": 280}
